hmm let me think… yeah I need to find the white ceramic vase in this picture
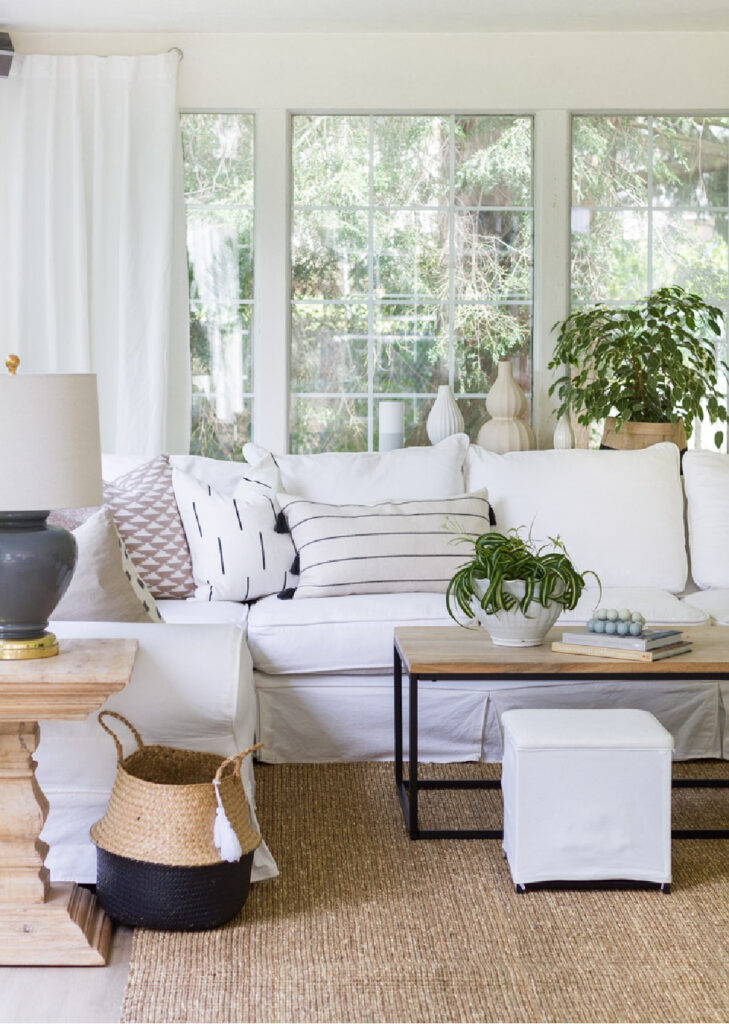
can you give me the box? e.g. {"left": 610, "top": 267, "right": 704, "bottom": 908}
{"left": 477, "top": 361, "right": 535, "bottom": 453}
{"left": 471, "top": 578, "right": 562, "bottom": 647}
{"left": 553, "top": 414, "right": 575, "bottom": 450}
{"left": 426, "top": 384, "right": 464, "bottom": 445}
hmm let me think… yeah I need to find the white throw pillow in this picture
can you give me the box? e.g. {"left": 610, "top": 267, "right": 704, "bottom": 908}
{"left": 53, "top": 508, "right": 162, "bottom": 623}
{"left": 169, "top": 452, "right": 280, "bottom": 497}
{"left": 277, "top": 490, "right": 492, "bottom": 599}
{"left": 465, "top": 442, "right": 687, "bottom": 592}
{"left": 683, "top": 450, "right": 729, "bottom": 589}
{"left": 173, "top": 469, "right": 297, "bottom": 602}
{"left": 243, "top": 434, "right": 470, "bottom": 503}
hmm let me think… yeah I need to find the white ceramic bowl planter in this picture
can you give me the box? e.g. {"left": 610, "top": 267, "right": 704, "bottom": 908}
{"left": 471, "top": 578, "right": 563, "bottom": 647}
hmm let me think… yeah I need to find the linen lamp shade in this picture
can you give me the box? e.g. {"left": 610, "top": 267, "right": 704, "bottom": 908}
{"left": 0, "top": 372, "right": 103, "bottom": 510}
{"left": 0, "top": 367, "right": 103, "bottom": 659}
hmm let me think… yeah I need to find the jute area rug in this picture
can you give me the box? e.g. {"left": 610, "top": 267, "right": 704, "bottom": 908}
{"left": 122, "top": 761, "right": 729, "bottom": 1023}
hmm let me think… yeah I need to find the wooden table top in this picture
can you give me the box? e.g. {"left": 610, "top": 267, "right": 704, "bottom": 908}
{"left": 394, "top": 625, "right": 729, "bottom": 677}
{"left": 0, "top": 638, "right": 138, "bottom": 721}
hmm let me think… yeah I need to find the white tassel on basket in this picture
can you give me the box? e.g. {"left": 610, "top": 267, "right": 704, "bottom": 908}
{"left": 213, "top": 779, "right": 242, "bottom": 862}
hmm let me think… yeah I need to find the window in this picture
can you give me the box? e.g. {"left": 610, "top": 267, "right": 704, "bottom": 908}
{"left": 290, "top": 115, "right": 533, "bottom": 453}
{"left": 182, "top": 113, "right": 255, "bottom": 458}
{"left": 571, "top": 116, "right": 729, "bottom": 447}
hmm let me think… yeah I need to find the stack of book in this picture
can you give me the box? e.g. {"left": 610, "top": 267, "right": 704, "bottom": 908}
{"left": 552, "top": 628, "right": 692, "bottom": 662}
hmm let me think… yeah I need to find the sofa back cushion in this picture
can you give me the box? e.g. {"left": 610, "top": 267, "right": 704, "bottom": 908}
{"left": 278, "top": 490, "right": 492, "bottom": 599}
{"left": 465, "top": 442, "right": 687, "bottom": 592}
{"left": 243, "top": 434, "right": 469, "bottom": 503}
{"left": 683, "top": 449, "right": 729, "bottom": 589}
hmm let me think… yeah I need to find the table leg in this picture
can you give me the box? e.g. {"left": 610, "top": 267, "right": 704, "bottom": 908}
{"left": 0, "top": 720, "right": 112, "bottom": 966}
{"left": 409, "top": 674, "right": 419, "bottom": 839}
{"left": 394, "top": 649, "right": 403, "bottom": 788}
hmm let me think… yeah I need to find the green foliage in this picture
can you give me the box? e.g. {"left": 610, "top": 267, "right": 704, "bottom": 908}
{"left": 446, "top": 528, "right": 599, "bottom": 625}
{"left": 548, "top": 285, "right": 729, "bottom": 446}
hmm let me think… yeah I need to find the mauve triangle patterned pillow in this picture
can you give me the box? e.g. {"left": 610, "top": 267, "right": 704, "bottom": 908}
{"left": 104, "top": 456, "right": 195, "bottom": 600}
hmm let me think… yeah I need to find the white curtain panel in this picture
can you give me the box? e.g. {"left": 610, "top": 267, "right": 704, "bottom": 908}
{"left": 0, "top": 53, "right": 191, "bottom": 454}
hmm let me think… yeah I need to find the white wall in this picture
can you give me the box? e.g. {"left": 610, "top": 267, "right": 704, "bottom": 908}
{"left": 13, "top": 31, "right": 729, "bottom": 450}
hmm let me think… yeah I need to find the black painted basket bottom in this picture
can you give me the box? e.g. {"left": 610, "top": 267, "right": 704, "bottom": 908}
{"left": 96, "top": 847, "right": 254, "bottom": 931}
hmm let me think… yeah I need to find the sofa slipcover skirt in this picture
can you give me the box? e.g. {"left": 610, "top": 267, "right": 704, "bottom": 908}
{"left": 501, "top": 708, "right": 673, "bottom": 888}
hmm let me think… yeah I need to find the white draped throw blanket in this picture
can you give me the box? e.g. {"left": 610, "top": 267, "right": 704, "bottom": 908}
{"left": 0, "top": 53, "right": 190, "bottom": 454}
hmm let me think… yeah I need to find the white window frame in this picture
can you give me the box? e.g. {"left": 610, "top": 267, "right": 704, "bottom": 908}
{"left": 182, "top": 108, "right": 573, "bottom": 453}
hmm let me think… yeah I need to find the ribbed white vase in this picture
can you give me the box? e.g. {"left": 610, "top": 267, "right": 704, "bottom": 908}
{"left": 426, "top": 384, "right": 464, "bottom": 445}
{"left": 471, "top": 578, "right": 562, "bottom": 647}
{"left": 553, "top": 414, "right": 575, "bottom": 450}
{"left": 477, "top": 361, "right": 535, "bottom": 453}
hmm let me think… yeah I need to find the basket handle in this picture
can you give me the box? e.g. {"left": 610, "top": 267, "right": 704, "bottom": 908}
{"left": 213, "top": 742, "right": 263, "bottom": 785}
{"left": 97, "top": 710, "right": 144, "bottom": 763}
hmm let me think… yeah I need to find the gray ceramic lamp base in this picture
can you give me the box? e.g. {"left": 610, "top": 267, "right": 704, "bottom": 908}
{"left": 0, "top": 512, "right": 77, "bottom": 659}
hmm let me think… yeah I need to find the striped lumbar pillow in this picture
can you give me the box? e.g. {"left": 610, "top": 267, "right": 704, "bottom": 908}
{"left": 277, "top": 490, "right": 493, "bottom": 599}
{"left": 172, "top": 469, "right": 297, "bottom": 602}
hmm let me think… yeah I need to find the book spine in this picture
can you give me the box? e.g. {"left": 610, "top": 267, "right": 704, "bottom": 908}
{"left": 552, "top": 642, "right": 654, "bottom": 662}
{"left": 560, "top": 632, "right": 682, "bottom": 652}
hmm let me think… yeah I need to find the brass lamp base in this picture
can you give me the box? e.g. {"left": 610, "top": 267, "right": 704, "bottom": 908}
{"left": 0, "top": 633, "right": 59, "bottom": 660}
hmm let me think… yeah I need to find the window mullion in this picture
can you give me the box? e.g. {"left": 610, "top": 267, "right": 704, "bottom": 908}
{"left": 448, "top": 114, "right": 457, "bottom": 390}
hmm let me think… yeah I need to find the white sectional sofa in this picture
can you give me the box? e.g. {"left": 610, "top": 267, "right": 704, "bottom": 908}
{"left": 37, "top": 436, "right": 729, "bottom": 884}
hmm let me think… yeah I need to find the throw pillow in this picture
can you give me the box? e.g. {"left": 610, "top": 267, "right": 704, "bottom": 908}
{"left": 172, "top": 469, "right": 298, "bottom": 602}
{"left": 52, "top": 508, "right": 162, "bottom": 623}
{"left": 242, "top": 434, "right": 470, "bottom": 503}
{"left": 104, "top": 455, "right": 195, "bottom": 600}
{"left": 277, "top": 490, "right": 493, "bottom": 599}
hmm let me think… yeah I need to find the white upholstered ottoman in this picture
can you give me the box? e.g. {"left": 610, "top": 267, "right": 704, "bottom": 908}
{"left": 501, "top": 708, "right": 673, "bottom": 891}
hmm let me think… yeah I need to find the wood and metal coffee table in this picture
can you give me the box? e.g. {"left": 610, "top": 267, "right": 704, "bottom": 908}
{"left": 0, "top": 638, "right": 137, "bottom": 965}
{"left": 394, "top": 625, "right": 729, "bottom": 842}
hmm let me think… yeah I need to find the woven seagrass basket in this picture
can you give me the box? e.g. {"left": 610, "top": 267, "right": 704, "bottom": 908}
{"left": 90, "top": 711, "right": 262, "bottom": 931}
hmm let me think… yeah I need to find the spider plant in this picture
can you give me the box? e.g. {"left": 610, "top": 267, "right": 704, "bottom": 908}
{"left": 445, "top": 527, "right": 600, "bottom": 624}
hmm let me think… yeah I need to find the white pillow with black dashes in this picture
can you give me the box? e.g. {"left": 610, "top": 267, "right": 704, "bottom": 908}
{"left": 172, "top": 469, "right": 297, "bottom": 602}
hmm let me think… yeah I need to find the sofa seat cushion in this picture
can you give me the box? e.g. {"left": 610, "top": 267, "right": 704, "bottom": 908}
{"left": 157, "top": 598, "right": 250, "bottom": 629}
{"left": 680, "top": 589, "right": 729, "bottom": 625}
{"left": 248, "top": 592, "right": 454, "bottom": 675}
{"left": 557, "top": 587, "right": 710, "bottom": 626}
{"left": 466, "top": 443, "right": 687, "bottom": 592}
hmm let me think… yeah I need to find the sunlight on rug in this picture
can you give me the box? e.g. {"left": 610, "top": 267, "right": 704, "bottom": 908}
{"left": 121, "top": 761, "right": 729, "bottom": 1023}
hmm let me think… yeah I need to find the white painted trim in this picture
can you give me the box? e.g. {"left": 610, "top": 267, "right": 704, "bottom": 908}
{"left": 533, "top": 110, "right": 571, "bottom": 448}
{"left": 252, "top": 108, "right": 290, "bottom": 452}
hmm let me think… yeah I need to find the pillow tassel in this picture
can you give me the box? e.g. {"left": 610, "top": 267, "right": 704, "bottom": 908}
{"left": 274, "top": 511, "right": 289, "bottom": 533}
{"left": 489, "top": 505, "right": 497, "bottom": 526}
{"left": 212, "top": 779, "right": 242, "bottom": 863}
{"left": 277, "top": 587, "right": 296, "bottom": 600}
{"left": 291, "top": 552, "right": 300, "bottom": 575}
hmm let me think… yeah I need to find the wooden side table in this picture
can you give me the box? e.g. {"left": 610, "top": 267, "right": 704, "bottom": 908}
{"left": 0, "top": 638, "right": 137, "bottom": 965}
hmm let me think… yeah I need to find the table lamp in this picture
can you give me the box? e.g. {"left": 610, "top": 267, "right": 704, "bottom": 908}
{"left": 0, "top": 356, "right": 103, "bottom": 659}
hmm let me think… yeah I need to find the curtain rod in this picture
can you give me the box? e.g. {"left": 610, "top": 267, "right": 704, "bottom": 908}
{"left": 168, "top": 46, "right": 183, "bottom": 62}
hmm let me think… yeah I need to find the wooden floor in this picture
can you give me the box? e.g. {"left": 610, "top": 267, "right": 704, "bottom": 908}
{"left": 0, "top": 926, "right": 132, "bottom": 1024}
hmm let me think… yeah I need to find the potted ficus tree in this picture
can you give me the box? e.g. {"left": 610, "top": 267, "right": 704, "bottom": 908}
{"left": 446, "top": 528, "right": 599, "bottom": 647}
{"left": 547, "top": 285, "right": 728, "bottom": 450}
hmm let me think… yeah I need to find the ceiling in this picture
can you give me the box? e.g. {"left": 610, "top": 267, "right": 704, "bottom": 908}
{"left": 4, "top": 0, "right": 729, "bottom": 34}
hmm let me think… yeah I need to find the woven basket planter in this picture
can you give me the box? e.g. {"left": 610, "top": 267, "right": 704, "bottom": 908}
{"left": 91, "top": 711, "right": 262, "bottom": 931}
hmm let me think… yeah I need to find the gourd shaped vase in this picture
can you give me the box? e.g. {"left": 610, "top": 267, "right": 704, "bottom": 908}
{"left": 553, "top": 414, "right": 575, "bottom": 450}
{"left": 426, "top": 384, "right": 464, "bottom": 445}
{"left": 477, "top": 361, "right": 535, "bottom": 454}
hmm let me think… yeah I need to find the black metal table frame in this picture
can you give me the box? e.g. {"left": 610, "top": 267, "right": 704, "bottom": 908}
{"left": 393, "top": 643, "right": 729, "bottom": 841}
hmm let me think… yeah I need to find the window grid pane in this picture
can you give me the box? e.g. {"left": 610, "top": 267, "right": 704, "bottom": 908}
{"left": 182, "top": 113, "right": 255, "bottom": 458}
{"left": 291, "top": 114, "right": 534, "bottom": 453}
{"left": 570, "top": 115, "right": 729, "bottom": 450}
